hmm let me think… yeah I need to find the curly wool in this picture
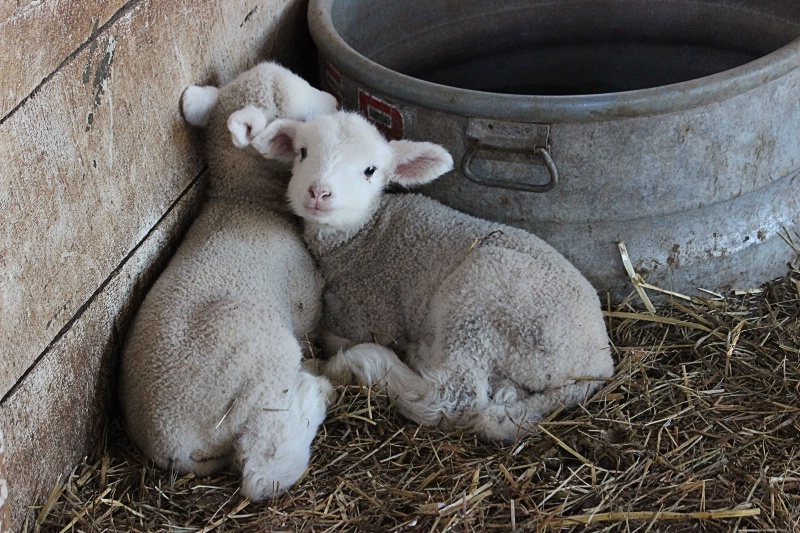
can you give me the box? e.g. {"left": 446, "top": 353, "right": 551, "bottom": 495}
{"left": 307, "top": 193, "right": 614, "bottom": 441}
{"left": 240, "top": 110, "right": 614, "bottom": 443}
{"left": 118, "top": 62, "right": 336, "bottom": 500}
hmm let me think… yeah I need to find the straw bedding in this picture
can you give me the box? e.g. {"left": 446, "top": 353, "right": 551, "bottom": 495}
{"left": 33, "top": 265, "right": 800, "bottom": 532}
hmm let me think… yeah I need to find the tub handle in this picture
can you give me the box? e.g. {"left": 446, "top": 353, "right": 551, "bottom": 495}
{"left": 460, "top": 119, "right": 558, "bottom": 192}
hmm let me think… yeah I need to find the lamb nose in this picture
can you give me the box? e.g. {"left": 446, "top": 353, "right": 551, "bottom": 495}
{"left": 309, "top": 186, "right": 331, "bottom": 200}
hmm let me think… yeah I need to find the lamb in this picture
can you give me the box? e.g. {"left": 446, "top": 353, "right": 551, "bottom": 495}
{"left": 118, "top": 62, "right": 338, "bottom": 500}
{"left": 236, "top": 109, "right": 615, "bottom": 443}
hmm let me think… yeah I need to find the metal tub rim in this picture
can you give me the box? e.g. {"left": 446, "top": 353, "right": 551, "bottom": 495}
{"left": 308, "top": 0, "right": 800, "bottom": 123}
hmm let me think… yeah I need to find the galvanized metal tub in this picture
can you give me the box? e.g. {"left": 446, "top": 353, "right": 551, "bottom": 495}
{"left": 308, "top": 0, "right": 800, "bottom": 300}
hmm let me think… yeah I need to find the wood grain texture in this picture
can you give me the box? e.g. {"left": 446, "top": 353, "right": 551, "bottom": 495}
{"left": 0, "top": 429, "right": 7, "bottom": 533}
{"left": 0, "top": 175, "right": 203, "bottom": 531}
{"left": 0, "top": 0, "right": 315, "bottom": 528}
{"left": 0, "top": 0, "right": 307, "bottom": 400}
{"left": 0, "top": 0, "right": 127, "bottom": 119}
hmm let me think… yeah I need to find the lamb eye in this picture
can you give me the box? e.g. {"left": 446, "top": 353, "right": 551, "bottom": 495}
{"left": 299, "top": 148, "right": 308, "bottom": 160}
{"left": 364, "top": 166, "right": 376, "bottom": 177}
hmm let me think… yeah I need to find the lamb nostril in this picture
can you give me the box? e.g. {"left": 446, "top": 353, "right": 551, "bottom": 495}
{"left": 309, "top": 187, "right": 332, "bottom": 201}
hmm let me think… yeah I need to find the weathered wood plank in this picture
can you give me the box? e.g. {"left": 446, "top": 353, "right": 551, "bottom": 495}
{"left": 0, "top": 0, "right": 127, "bottom": 118}
{"left": 0, "top": 428, "right": 7, "bottom": 533}
{"left": 0, "top": 174, "right": 203, "bottom": 532}
{"left": 0, "top": 0, "right": 306, "bottom": 400}
{"left": 0, "top": 0, "right": 314, "bottom": 527}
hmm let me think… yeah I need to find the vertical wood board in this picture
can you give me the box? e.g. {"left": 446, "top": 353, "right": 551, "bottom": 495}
{"left": 0, "top": 0, "right": 127, "bottom": 119}
{"left": 0, "top": 0, "right": 302, "bottom": 399}
{"left": 0, "top": 428, "right": 7, "bottom": 533}
{"left": 0, "top": 176, "right": 203, "bottom": 532}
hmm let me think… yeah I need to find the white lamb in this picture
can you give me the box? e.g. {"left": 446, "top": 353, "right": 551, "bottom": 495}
{"left": 236, "top": 109, "right": 615, "bottom": 443}
{"left": 118, "top": 62, "right": 338, "bottom": 500}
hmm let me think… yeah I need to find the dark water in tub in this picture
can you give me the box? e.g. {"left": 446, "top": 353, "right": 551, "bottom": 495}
{"left": 409, "top": 42, "right": 758, "bottom": 96}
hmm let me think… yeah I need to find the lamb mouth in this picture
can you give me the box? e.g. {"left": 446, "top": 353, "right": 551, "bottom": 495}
{"left": 302, "top": 204, "right": 332, "bottom": 218}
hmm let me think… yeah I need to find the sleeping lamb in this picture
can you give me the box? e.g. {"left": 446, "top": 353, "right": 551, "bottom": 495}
{"left": 118, "top": 62, "right": 337, "bottom": 500}
{"left": 236, "top": 109, "right": 615, "bottom": 443}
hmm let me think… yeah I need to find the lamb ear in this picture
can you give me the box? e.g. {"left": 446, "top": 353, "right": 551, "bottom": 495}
{"left": 388, "top": 140, "right": 454, "bottom": 186}
{"left": 227, "top": 105, "right": 276, "bottom": 148}
{"left": 249, "top": 118, "right": 300, "bottom": 164}
{"left": 180, "top": 85, "right": 219, "bottom": 127}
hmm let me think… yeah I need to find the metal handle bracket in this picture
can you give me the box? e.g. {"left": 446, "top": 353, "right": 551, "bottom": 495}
{"left": 460, "top": 119, "right": 558, "bottom": 193}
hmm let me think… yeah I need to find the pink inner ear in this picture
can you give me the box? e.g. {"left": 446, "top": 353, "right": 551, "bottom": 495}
{"left": 395, "top": 155, "right": 440, "bottom": 179}
{"left": 272, "top": 131, "right": 295, "bottom": 156}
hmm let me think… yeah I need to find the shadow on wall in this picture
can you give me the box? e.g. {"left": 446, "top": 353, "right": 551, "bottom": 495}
{"left": 263, "top": 0, "right": 321, "bottom": 86}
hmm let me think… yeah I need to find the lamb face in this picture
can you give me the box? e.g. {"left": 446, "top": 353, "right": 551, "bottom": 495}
{"left": 292, "top": 115, "right": 392, "bottom": 231}
{"left": 259, "top": 113, "right": 391, "bottom": 232}
{"left": 230, "top": 111, "right": 454, "bottom": 233}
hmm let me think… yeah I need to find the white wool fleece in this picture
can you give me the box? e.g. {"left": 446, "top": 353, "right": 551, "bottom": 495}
{"left": 118, "top": 62, "right": 337, "bottom": 501}
{"left": 241, "top": 111, "right": 614, "bottom": 443}
{"left": 311, "top": 194, "right": 615, "bottom": 441}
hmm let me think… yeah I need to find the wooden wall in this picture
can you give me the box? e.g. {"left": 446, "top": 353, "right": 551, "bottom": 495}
{"left": 0, "top": 1, "right": 315, "bottom": 530}
{"left": 0, "top": 430, "right": 7, "bottom": 533}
